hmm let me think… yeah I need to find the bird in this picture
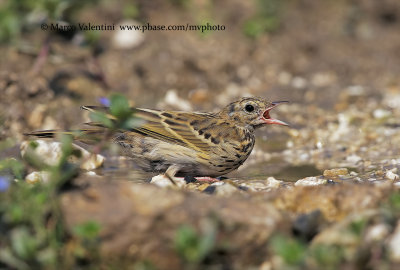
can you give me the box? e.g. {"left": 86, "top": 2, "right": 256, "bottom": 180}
{"left": 26, "top": 97, "right": 288, "bottom": 180}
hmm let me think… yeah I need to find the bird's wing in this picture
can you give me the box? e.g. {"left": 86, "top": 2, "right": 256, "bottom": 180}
{"left": 81, "top": 106, "right": 215, "bottom": 154}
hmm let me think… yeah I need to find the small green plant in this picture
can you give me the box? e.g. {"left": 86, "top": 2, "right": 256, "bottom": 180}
{"left": 310, "top": 244, "right": 344, "bottom": 270}
{"left": 270, "top": 234, "right": 306, "bottom": 266}
{"left": 0, "top": 94, "right": 141, "bottom": 268}
{"left": 91, "top": 94, "right": 144, "bottom": 131}
{"left": 174, "top": 224, "right": 216, "bottom": 264}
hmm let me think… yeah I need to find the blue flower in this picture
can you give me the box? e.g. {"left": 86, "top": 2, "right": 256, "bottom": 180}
{"left": 99, "top": 97, "right": 110, "bottom": 107}
{"left": 0, "top": 176, "right": 10, "bottom": 192}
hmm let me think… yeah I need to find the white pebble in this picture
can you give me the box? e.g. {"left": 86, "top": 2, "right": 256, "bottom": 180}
{"left": 365, "top": 224, "right": 390, "bottom": 243}
{"left": 388, "top": 222, "right": 400, "bottom": 262}
{"left": 295, "top": 177, "right": 327, "bottom": 186}
{"left": 164, "top": 90, "right": 192, "bottom": 111}
{"left": 346, "top": 154, "right": 362, "bottom": 164}
{"left": 373, "top": 109, "right": 391, "bottom": 119}
{"left": 386, "top": 171, "right": 399, "bottom": 181}
{"left": 266, "top": 177, "right": 283, "bottom": 188}
{"left": 150, "top": 174, "right": 186, "bottom": 188}
{"left": 215, "top": 183, "right": 238, "bottom": 196}
{"left": 112, "top": 20, "right": 145, "bottom": 49}
{"left": 25, "top": 171, "right": 51, "bottom": 184}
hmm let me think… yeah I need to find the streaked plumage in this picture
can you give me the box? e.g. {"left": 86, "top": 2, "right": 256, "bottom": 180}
{"left": 26, "top": 97, "right": 288, "bottom": 178}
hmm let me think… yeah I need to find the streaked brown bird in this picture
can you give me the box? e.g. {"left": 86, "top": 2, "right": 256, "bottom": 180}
{"left": 26, "top": 97, "right": 288, "bottom": 180}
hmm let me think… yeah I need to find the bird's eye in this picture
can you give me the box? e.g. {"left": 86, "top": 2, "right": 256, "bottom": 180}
{"left": 245, "top": 104, "right": 255, "bottom": 112}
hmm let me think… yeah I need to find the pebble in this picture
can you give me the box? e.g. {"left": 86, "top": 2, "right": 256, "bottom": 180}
{"left": 266, "top": 177, "right": 283, "bottom": 188}
{"left": 150, "top": 175, "right": 186, "bottom": 188}
{"left": 388, "top": 221, "right": 400, "bottom": 262}
{"left": 214, "top": 182, "right": 238, "bottom": 196}
{"left": 365, "top": 224, "right": 390, "bottom": 243}
{"left": 323, "top": 168, "right": 349, "bottom": 178}
{"left": 28, "top": 104, "right": 46, "bottom": 128}
{"left": 198, "top": 183, "right": 210, "bottom": 192}
{"left": 295, "top": 177, "right": 327, "bottom": 186}
{"left": 346, "top": 154, "right": 362, "bottom": 164}
{"left": 112, "top": 20, "right": 145, "bottom": 49}
{"left": 163, "top": 90, "right": 192, "bottom": 111}
{"left": 292, "top": 76, "right": 307, "bottom": 89}
{"left": 386, "top": 170, "right": 399, "bottom": 181}
{"left": 25, "top": 171, "right": 51, "bottom": 184}
{"left": 373, "top": 109, "right": 391, "bottom": 119}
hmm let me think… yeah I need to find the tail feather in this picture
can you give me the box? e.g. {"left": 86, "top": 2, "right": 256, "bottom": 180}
{"left": 24, "top": 128, "right": 108, "bottom": 144}
{"left": 24, "top": 130, "right": 75, "bottom": 138}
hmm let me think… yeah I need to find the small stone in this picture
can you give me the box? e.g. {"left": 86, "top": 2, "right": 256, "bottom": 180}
{"left": 80, "top": 153, "right": 105, "bottom": 171}
{"left": 214, "top": 183, "right": 238, "bottom": 196}
{"left": 386, "top": 170, "right": 399, "bottom": 181}
{"left": 197, "top": 183, "right": 210, "bottom": 192}
{"left": 203, "top": 185, "right": 216, "bottom": 194}
{"left": 388, "top": 221, "right": 400, "bottom": 262}
{"left": 292, "top": 76, "right": 307, "bottom": 89}
{"left": 150, "top": 175, "right": 186, "bottom": 188}
{"left": 365, "top": 224, "right": 390, "bottom": 243}
{"left": 28, "top": 104, "right": 46, "bottom": 128}
{"left": 373, "top": 109, "right": 391, "bottom": 119}
{"left": 25, "top": 171, "right": 51, "bottom": 184}
{"left": 163, "top": 90, "right": 192, "bottom": 111}
{"left": 112, "top": 20, "right": 145, "bottom": 49}
{"left": 85, "top": 171, "right": 99, "bottom": 177}
{"left": 295, "top": 177, "right": 327, "bottom": 186}
{"left": 346, "top": 154, "right": 362, "bottom": 164}
{"left": 188, "top": 89, "right": 209, "bottom": 104}
{"left": 266, "top": 177, "right": 283, "bottom": 188}
{"left": 323, "top": 168, "right": 349, "bottom": 178}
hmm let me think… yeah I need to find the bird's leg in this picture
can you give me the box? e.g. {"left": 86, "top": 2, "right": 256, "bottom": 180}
{"left": 164, "top": 165, "right": 181, "bottom": 185}
{"left": 194, "top": 177, "right": 221, "bottom": 183}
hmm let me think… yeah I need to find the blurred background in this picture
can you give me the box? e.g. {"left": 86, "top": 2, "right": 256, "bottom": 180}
{"left": 1, "top": 0, "right": 400, "bottom": 134}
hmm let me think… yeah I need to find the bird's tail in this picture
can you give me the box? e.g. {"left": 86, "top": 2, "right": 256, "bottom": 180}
{"left": 24, "top": 128, "right": 108, "bottom": 144}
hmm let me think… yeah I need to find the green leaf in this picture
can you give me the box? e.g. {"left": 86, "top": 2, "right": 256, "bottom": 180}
{"left": 174, "top": 224, "right": 216, "bottom": 263}
{"left": 73, "top": 221, "right": 101, "bottom": 240}
{"left": 110, "top": 94, "right": 132, "bottom": 119}
{"left": 270, "top": 234, "right": 306, "bottom": 265}
{"left": 11, "top": 227, "right": 38, "bottom": 260}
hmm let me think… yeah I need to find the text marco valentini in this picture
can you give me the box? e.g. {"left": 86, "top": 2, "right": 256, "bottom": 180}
{"left": 50, "top": 23, "right": 115, "bottom": 31}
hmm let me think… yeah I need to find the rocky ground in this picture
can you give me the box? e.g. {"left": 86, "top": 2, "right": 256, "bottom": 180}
{"left": 1, "top": 0, "right": 400, "bottom": 269}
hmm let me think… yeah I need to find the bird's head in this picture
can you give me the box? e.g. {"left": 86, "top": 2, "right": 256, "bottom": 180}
{"left": 221, "top": 97, "right": 288, "bottom": 129}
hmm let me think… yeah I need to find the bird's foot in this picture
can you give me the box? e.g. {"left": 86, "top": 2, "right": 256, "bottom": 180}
{"left": 195, "top": 176, "right": 221, "bottom": 183}
{"left": 181, "top": 176, "right": 222, "bottom": 183}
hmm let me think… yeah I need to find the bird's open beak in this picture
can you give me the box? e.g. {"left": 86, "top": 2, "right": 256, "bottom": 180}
{"left": 262, "top": 101, "right": 289, "bottom": 126}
